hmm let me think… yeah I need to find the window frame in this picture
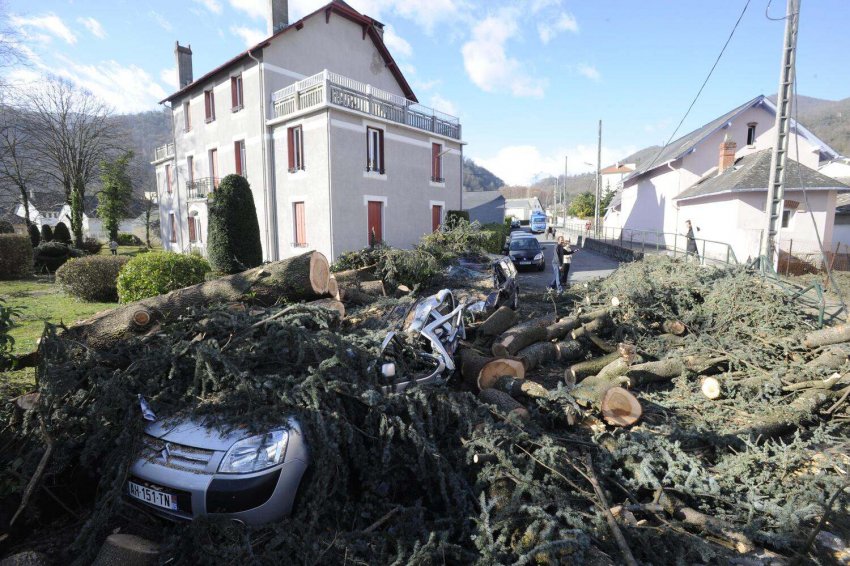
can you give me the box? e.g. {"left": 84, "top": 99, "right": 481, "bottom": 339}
{"left": 209, "top": 148, "right": 219, "bottom": 188}
{"left": 204, "top": 89, "right": 216, "bottom": 123}
{"left": 287, "top": 126, "right": 304, "bottom": 172}
{"left": 234, "top": 140, "right": 246, "bottom": 177}
{"left": 746, "top": 122, "right": 757, "bottom": 146}
{"left": 188, "top": 214, "right": 197, "bottom": 243}
{"left": 231, "top": 75, "right": 244, "bottom": 112}
{"left": 366, "top": 126, "right": 385, "bottom": 174}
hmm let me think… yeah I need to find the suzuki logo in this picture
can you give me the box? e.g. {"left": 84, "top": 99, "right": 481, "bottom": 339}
{"left": 160, "top": 442, "right": 172, "bottom": 464}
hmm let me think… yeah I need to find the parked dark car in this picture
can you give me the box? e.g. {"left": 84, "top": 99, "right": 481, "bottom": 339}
{"left": 508, "top": 237, "right": 545, "bottom": 271}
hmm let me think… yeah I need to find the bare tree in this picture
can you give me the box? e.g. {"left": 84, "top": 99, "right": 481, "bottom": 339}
{"left": 26, "top": 76, "right": 117, "bottom": 246}
{"left": 0, "top": 100, "right": 43, "bottom": 226}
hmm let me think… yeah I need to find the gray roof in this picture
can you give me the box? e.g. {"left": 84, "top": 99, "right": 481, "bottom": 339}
{"left": 463, "top": 190, "right": 505, "bottom": 225}
{"left": 675, "top": 149, "right": 850, "bottom": 202}
{"left": 503, "top": 198, "right": 541, "bottom": 209}
{"left": 462, "top": 190, "right": 504, "bottom": 209}
{"left": 627, "top": 95, "right": 839, "bottom": 181}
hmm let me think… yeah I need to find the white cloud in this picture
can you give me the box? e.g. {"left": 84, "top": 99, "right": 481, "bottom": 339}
{"left": 537, "top": 12, "right": 578, "bottom": 43}
{"left": 530, "top": 0, "right": 561, "bottom": 13}
{"left": 383, "top": 25, "right": 411, "bottom": 58}
{"left": 474, "top": 144, "right": 637, "bottom": 187}
{"left": 149, "top": 11, "right": 173, "bottom": 32}
{"left": 461, "top": 10, "right": 546, "bottom": 98}
{"left": 194, "top": 0, "right": 223, "bottom": 14}
{"left": 576, "top": 63, "right": 601, "bottom": 81}
{"left": 10, "top": 13, "right": 77, "bottom": 45}
{"left": 428, "top": 93, "right": 458, "bottom": 118}
{"left": 228, "top": 0, "right": 266, "bottom": 20}
{"left": 160, "top": 66, "right": 177, "bottom": 90}
{"left": 77, "top": 17, "right": 106, "bottom": 39}
{"left": 231, "top": 25, "right": 266, "bottom": 47}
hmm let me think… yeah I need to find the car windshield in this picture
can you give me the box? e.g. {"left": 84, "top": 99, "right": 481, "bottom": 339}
{"left": 510, "top": 238, "right": 539, "bottom": 251}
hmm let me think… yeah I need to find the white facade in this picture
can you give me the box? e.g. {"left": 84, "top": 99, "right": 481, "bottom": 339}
{"left": 152, "top": 2, "right": 462, "bottom": 262}
{"left": 504, "top": 197, "right": 543, "bottom": 221}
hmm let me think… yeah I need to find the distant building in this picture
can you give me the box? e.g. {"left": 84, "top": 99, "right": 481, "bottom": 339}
{"left": 463, "top": 191, "right": 504, "bottom": 225}
{"left": 504, "top": 197, "right": 543, "bottom": 221}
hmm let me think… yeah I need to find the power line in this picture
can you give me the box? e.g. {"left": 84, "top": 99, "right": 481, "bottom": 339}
{"left": 641, "top": 0, "right": 752, "bottom": 175}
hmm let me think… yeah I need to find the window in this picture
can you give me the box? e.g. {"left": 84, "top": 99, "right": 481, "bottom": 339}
{"left": 209, "top": 148, "right": 219, "bottom": 187}
{"left": 431, "top": 204, "right": 443, "bottom": 232}
{"left": 183, "top": 101, "right": 191, "bottom": 132}
{"left": 188, "top": 215, "right": 198, "bottom": 242}
{"left": 431, "top": 143, "right": 443, "bottom": 182}
{"left": 231, "top": 75, "right": 243, "bottom": 112}
{"left": 169, "top": 212, "right": 177, "bottom": 243}
{"left": 287, "top": 126, "right": 304, "bottom": 172}
{"left": 747, "top": 123, "right": 757, "bottom": 146}
{"left": 293, "top": 201, "right": 306, "bottom": 247}
{"left": 367, "top": 200, "right": 383, "bottom": 244}
{"left": 165, "top": 164, "right": 173, "bottom": 194}
{"left": 366, "top": 127, "right": 384, "bottom": 174}
{"left": 186, "top": 156, "right": 194, "bottom": 183}
{"left": 234, "top": 140, "right": 246, "bottom": 177}
{"left": 204, "top": 89, "right": 216, "bottom": 122}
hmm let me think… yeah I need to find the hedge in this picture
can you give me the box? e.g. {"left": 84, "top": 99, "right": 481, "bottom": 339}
{"left": 79, "top": 237, "right": 103, "bottom": 255}
{"left": 207, "top": 174, "right": 263, "bottom": 274}
{"left": 117, "top": 233, "right": 143, "bottom": 246}
{"left": 0, "top": 234, "right": 34, "bottom": 279}
{"left": 28, "top": 224, "right": 40, "bottom": 246}
{"left": 116, "top": 251, "right": 211, "bottom": 303}
{"left": 53, "top": 222, "right": 72, "bottom": 244}
{"left": 40, "top": 224, "right": 53, "bottom": 242}
{"left": 480, "top": 222, "right": 510, "bottom": 254}
{"left": 33, "top": 242, "right": 84, "bottom": 272}
{"left": 56, "top": 256, "right": 129, "bottom": 302}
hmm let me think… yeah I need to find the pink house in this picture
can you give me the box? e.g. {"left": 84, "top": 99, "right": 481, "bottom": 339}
{"left": 609, "top": 95, "right": 845, "bottom": 262}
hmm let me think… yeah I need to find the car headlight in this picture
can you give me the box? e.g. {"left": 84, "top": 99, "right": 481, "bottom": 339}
{"left": 534, "top": 253, "right": 544, "bottom": 260}
{"left": 218, "top": 429, "right": 289, "bottom": 474}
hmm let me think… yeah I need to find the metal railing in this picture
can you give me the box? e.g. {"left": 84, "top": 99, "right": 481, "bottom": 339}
{"left": 271, "top": 70, "right": 461, "bottom": 140}
{"left": 154, "top": 143, "right": 175, "bottom": 161}
{"left": 186, "top": 178, "right": 218, "bottom": 200}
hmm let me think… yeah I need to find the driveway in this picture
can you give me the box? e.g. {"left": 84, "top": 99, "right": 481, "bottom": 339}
{"left": 507, "top": 230, "right": 621, "bottom": 291}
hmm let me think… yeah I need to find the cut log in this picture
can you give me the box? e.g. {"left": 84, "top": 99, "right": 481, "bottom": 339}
{"left": 600, "top": 387, "right": 642, "bottom": 426}
{"left": 571, "top": 372, "right": 630, "bottom": 408}
{"left": 801, "top": 347, "right": 849, "bottom": 378}
{"left": 460, "top": 349, "right": 493, "bottom": 386}
{"left": 555, "top": 340, "right": 584, "bottom": 363}
{"left": 571, "top": 315, "right": 613, "bottom": 340}
{"left": 484, "top": 375, "right": 549, "bottom": 399}
{"left": 332, "top": 264, "right": 378, "bottom": 287}
{"left": 662, "top": 319, "right": 687, "bottom": 336}
{"left": 625, "top": 359, "right": 686, "bottom": 387}
{"left": 492, "top": 326, "right": 549, "bottom": 358}
{"left": 578, "top": 308, "right": 611, "bottom": 323}
{"left": 701, "top": 377, "right": 722, "bottom": 400}
{"left": 803, "top": 323, "right": 850, "bottom": 349}
{"left": 683, "top": 355, "right": 728, "bottom": 375}
{"left": 566, "top": 351, "right": 622, "bottom": 383}
{"left": 515, "top": 341, "right": 558, "bottom": 371}
{"left": 359, "top": 280, "right": 386, "bottom": 297}
{"left": 658, "top": 492, "right": 755, "bottom": 553}
{"left": 597, "top": 353, "right": 644, "bottom": 382}
{"left": 307, "top": 298, "right": 345, "bottom": 319}
{"left": 478, "top": 358, "right": 525, "bottom": 391}
{"left": 339, "top": 287, "right": 378, "bottom": 306}
{"left": 478, "top": 306, "right": 519, "bottom": 338}
{"left": 326, "top": 276, "right": 340, "bottom": 300}
{"left": 545, "top": 316, "right": 580, "bottom": 341}
{"left": 394, "top": 284, "right": 411, "bottom": 298}
{"left": 586, "top": 332, "right": 617, "bottom": 353}
{"left": 479, "top": 388, "right": 530, "bottom": 420}
{"left": 62, "top": 251, "right": 330, "bottom": 351}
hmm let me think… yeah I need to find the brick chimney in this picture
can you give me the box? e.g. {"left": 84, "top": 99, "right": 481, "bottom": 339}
{"left": 175, "top": 42, "right": 193, "bottom": 89}
{"left": 718, "top": 135, "right": 737, "bottom": 174}
{"left": 267, "top": 0, "right": 289, "bottom": 35}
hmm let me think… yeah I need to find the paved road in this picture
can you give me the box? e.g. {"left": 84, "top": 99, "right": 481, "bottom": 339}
{"left": 509, "top": 229, "right": 621, "bottom": 291}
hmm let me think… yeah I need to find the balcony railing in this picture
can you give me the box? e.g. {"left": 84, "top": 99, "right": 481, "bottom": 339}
{"left": 154, "top": 143, "right": 175, "bottom": 161}
{"left": 271, "top": 70, "right": 461, "bottom": 140}
{"left": 187, "top": 177, "right": 219, "bottom": 200}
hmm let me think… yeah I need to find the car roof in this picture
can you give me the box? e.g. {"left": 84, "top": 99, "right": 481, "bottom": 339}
{"left": 510, "top": 232, "right": 535, "bottom": 239}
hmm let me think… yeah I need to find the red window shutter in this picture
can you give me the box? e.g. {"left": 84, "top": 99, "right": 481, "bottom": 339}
{"left": 170, "top": 213, "right": 177, "bottom": 243}
{"left": 188, "top": 217, "right": 196, "bottom": 242}
{"left": 432, "top": 205, "right": 442, "bottom": 232}
{"left": 287, "top": 128, "right": 295, "bottom": 171}
{"left": 234, "top": 141, "right": 242, "bottom": 175}
{"left": 378, "top": 129, "right": 385, "bottom": 173}
{"left": 431, "top": 144, "right": 438, "bottom": 179}
{"left": 231, "top": 78, "right": 237, "bottom": 108}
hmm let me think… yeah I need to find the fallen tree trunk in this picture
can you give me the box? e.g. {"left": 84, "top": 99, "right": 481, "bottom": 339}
{"left": 566, "top": 351, "right": 622, "bottom": 383}
{"left": 326, "top": 276, "right": 340, "bottom": 300}
{"left": 332, "top": 264, "right": 378, "bottom": 287}
{"left": 571, "top": 315, "right": 613, "bottom": 340}
{"left": 545, "top": 317, "right": 580, "bottom": 341}
{"left": 803, "top": 323, "right": 850, "bottom": 349}
{"left": 460, "top": 349, "right": 493, "bottom": 386}
{"left": 515, "top": 341, "right": 558, "bottom": 371}
{"left": 63, "top": 251, "right": 330, "bottom": 351}
{"left": 359, "top": 280, "right": 386, "bottom": 297}
{"left": 492, "top": 325, "right": 549, "bottom": 358}
{"left": 555, "top": 340, "right": 585, "bottom": 364}
{"left": 625, "top": 359, "right": 686, "bottom": 387}
{"left": 478, "top": 306, "right": 519, "bottom": 338}
{"left": 479, "top": 388, "right": 530, "bottom": 420}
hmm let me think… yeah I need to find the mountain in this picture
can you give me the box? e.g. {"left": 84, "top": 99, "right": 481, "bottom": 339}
{"left": 463, "top": 158, "right": 505, "bottom": 191}
{"left": 782, "top": 94, "right": 850, "bottom": 157}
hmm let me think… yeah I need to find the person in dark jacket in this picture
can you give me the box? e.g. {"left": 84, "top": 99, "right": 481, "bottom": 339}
{"left": 559, "top": 236, "right": 576, "bottom": 286}
{"left": 685, "top": 220, "right": 699, "bottom": 262}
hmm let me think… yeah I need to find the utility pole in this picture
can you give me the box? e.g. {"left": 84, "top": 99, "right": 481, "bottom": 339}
{"left": 594, "top": 120, "right": 602, "bottom": 238}
{"left": 563, "top": 155, "right": 568, "bottom": 225}
{"left": 761, "top": 0, "right": 800, "bottom": 268}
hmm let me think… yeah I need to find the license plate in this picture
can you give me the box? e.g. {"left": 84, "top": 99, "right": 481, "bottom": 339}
{"left": 519, "top": 260, "right": 531, "bottom": 265}
{"left": 128, "top": 480, "right": 178, "bottom": 511}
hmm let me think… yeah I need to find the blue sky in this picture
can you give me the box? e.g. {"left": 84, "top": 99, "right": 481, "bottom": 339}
{"left": 3, "top": 0, "right": 849, "bottom": 185}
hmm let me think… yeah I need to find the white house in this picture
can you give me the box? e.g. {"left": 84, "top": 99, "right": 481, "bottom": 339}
{"left": 152, "top": 0, "right": 463, "bottom": 261}
{"left": 504, "top": 197, "right": 543, "bottom": 221}
{"left": 609, "top": 95, "right": 844, "bottom": 262}
{"left": 600, "top": 162, "right": 634, "bottom": 226}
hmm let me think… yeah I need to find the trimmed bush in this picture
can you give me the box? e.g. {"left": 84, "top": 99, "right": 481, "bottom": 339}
{"left": 0, "top": 234, "right": 34, "bottom": 279}
{"left": 207, "top": 174, "right": 262, "bottom": 274}
{"left": 28, "top": 224, "right": 40, "bottom": 247}
{"left": 40, "top": 224, "right": 53, "bottom": 242}
{"left": 53, "top": 222, "right": 72, "bottom": 244}
{"left": 79, "top": 237, "right": 103, "bottom": 255}
{"left": 0, "top": 220, "right": 14, "bottom": 234}
{"left": 445, "top": 210, "right": 470, "bottom": 228}
{"left": 117, "top": 232, "right": 142, "bottom": 246}
{"left": 57, "top": 255, "right": 129, "bottom": 302}
{"left": 117, "top": 251, "right": 211, "bottom": 303}
{"left": 480, "top": 222, "right": 510, "bottom": 254}
{"left": 33, "top": 242, "right": 84, "bottom": 272}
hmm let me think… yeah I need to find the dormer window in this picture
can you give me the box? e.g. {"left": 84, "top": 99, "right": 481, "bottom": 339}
{"left": 746, "top": 123, "right": 757, "bottom": 146}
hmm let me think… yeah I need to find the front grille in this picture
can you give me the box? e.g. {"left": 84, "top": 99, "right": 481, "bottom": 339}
{"left": 140, "top": 434, "right": 216, "bottom": 474}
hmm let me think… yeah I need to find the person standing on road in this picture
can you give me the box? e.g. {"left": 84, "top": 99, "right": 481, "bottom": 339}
{"left": 685, "top": 220, "right": 699, "bottom": 263}
{"left": 559, "top": 236, "right": 576, "bottom": 287}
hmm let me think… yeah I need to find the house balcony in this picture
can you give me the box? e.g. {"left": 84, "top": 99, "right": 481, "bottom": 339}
{"left": 187, "top": 178, "right": 218, "bottom": 200}
{"left": 154, "top": 143, "right": 175, "bottom": 162}
{"left": 271, "top": 70, "right": 461, "bottom": 140}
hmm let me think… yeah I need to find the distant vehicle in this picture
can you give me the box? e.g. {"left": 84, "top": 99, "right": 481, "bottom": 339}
{"left": 509, "top": 218, "right": 521, "bottom": 230}
{"left": 530, "top": 212, "right": 547, "bottom": 234}
{"left": 508, "top": 236, "right": 545, "bottom": 271}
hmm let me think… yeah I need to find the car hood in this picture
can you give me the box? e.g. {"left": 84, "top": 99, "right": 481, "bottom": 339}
{"left": 145, "top": 418, "right": 250, "bottom": 452}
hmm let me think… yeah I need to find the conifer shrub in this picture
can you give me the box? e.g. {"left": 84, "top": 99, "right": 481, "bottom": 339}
{"left": 28, "top": 223, "right": 40, "bottom": 246}
{"left": 79, "top": 237, "right": 103, "bottom": 255}
{"left": 116, "top": 251, "right": 211, "bottom": 303}
{"left": 56, "top": 255, "right": 129, "bottom": 302}
{"left": 207, "top": 174, "right": 262, "bottom": 274}
{"left": 0, "top": 234, "right": 34, "bottom": 279}
{"left": 53, "top": 221, "right": 72, "bottom": 244}
{"left": 33, "top": 242, "right": 84, "bottom": 272}
{"left": 117, "top": 233, "right": 142, "bottom": 246}
{"left": 40, "top": 224, "right": 53, "bottom": 242}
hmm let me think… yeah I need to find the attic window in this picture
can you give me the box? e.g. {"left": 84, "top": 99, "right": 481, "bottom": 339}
{"left": 747, "top": 123, "right": 757, "bottom": 146}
